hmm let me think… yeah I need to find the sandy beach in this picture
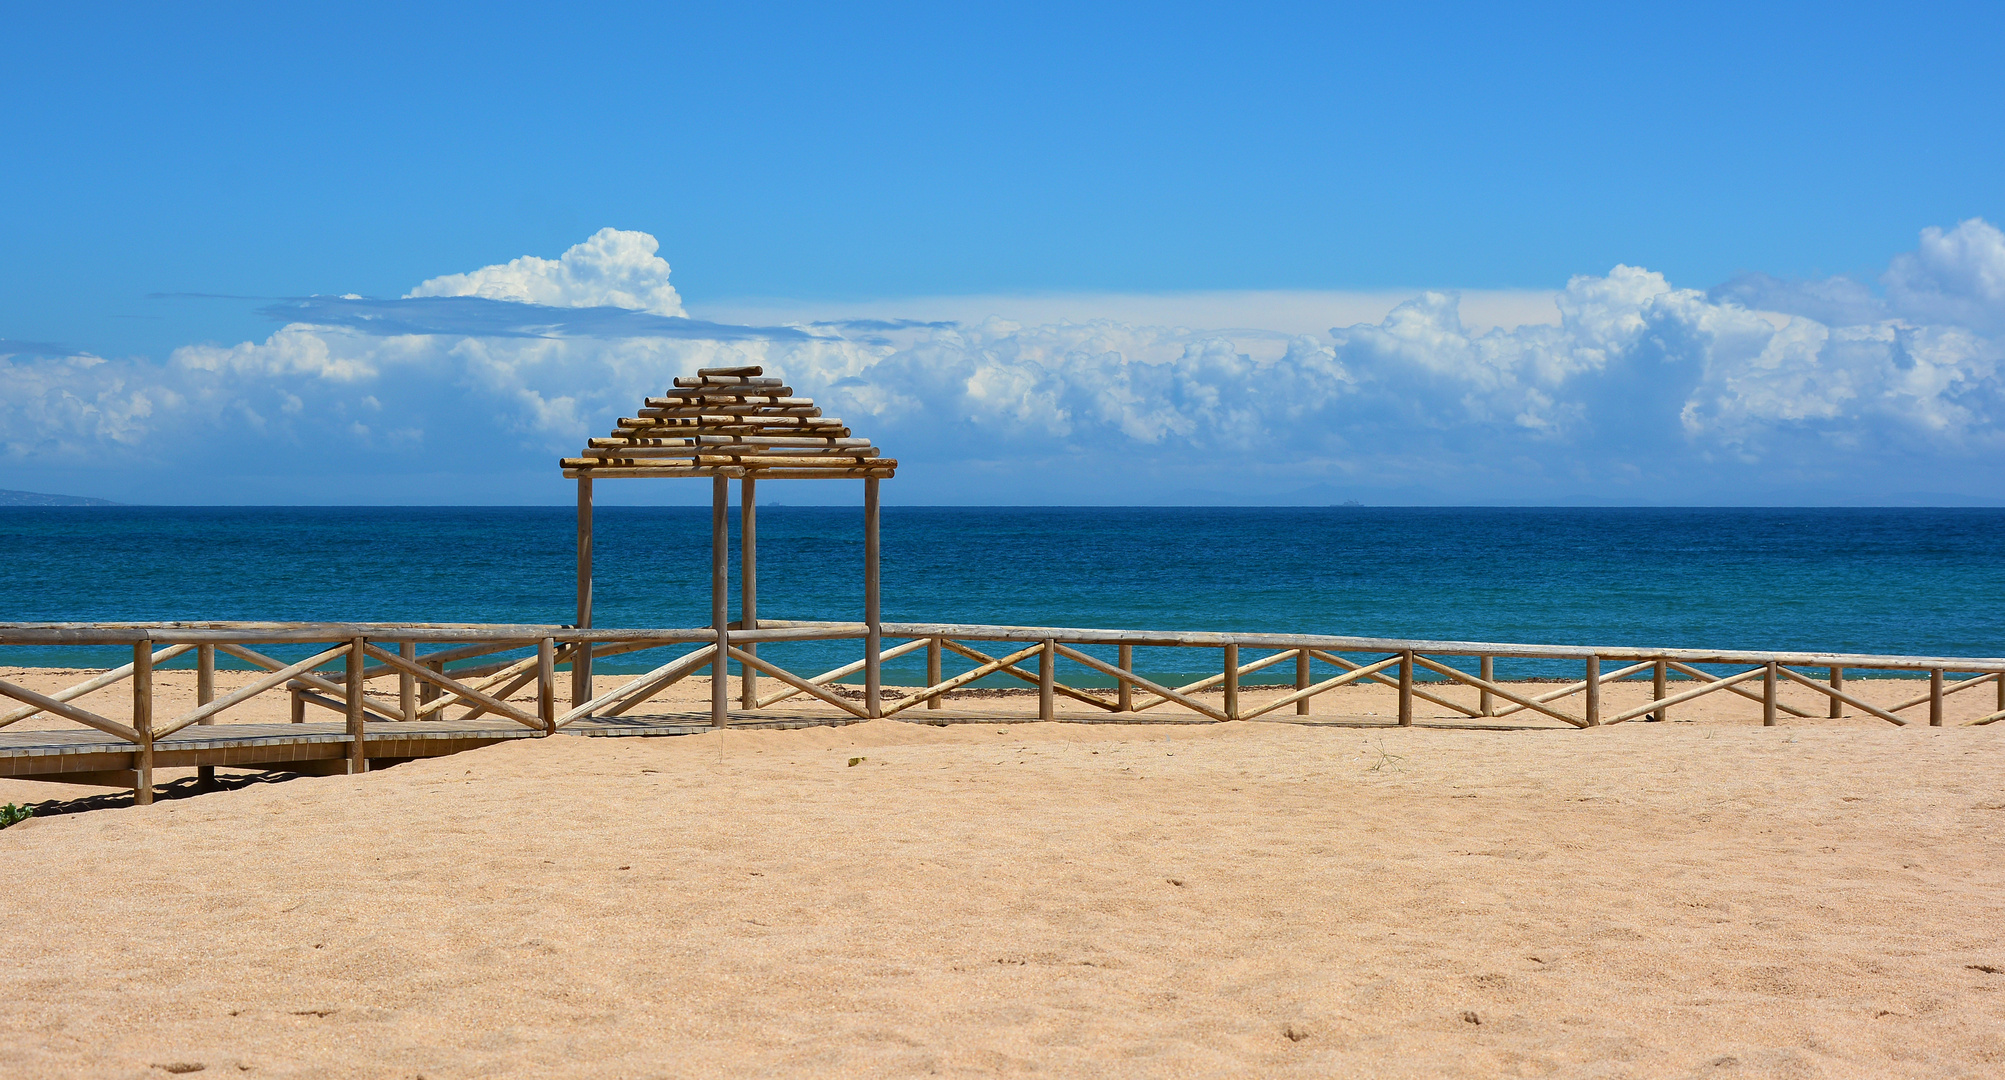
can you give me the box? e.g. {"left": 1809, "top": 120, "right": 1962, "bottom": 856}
{"left": 1, "top": 667, "right": 2003, "bottom": 1077}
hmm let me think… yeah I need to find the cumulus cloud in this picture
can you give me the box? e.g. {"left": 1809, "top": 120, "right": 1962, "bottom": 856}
{"left": 407, "top": 227, "right": 687, "bottom": 317}
{"left": 4, "top": 222, "right": 2004, "bottom": 504}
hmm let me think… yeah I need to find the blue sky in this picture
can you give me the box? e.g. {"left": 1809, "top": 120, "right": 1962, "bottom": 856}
{"left": 3, "top": 2, "right": 2003, "bottom": 505}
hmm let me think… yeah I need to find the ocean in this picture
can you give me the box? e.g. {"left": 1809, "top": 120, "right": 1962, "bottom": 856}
{"left": 3, "top": 506, "right": 2001, "bottom": 683}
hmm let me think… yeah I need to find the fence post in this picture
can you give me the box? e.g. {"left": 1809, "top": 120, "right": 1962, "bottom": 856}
{"left": 1478, "top": 655, "right": 1494, "bottom": 717}
{"left": 196, "top": 643, "right": 216, "bottom": 787}
{"left": 1585, "top": 655, "right": 1601, "bottom": 727}
{"left": 1828, "top": 666, "right": 1843, "bottom": 719}
{"left": 1296, "top": 649, "right": 1312, "bottom": 716}
{"left": 1930, "top": 668, "right": 1944, "bottom": 727}
{"left": 1997, "top": 671, "right": 2005, "bottom": 718}
{"left": 1038, "top": 640, "right": 1056, "bottom": 721}
{"left": 1763, "top": 662, "right": 1778, "bottom": 727}
{"left": 926, "top": 636, "right": 943, "bottom": 711}
{"left": 133, "top": 641, "right": 154, "bottom": 805}
{"left": 1653, "top": 659, "right": 1668, "bottom": 723}
{"left": 422, "top": 658, "right": 441, "bottom": 714}
{"left": 1223, "top": 644, "right": 1239, "bottom": 720}
{"left": 347, "top": 637, "right": 367, "bottom": 774}
{"left": 1398, "top": 651, "right": 1414, "bottom": 727}
{"left": 399, "top": 641, "right": 417, "bottom": 722}
{"left": 538, "top": 637, "right": 556, "bottom": 735}
{"left": 1118, "top": 644, "right": 1134, "bottom": 712}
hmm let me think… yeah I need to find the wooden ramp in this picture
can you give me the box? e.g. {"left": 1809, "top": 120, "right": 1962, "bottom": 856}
{"left": 0, "top": 720, "right": 547, "bottom": 787}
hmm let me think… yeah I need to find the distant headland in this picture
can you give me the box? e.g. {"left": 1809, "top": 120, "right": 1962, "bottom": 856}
{"left": 0, "top": 489, "right": 118, "bottom": 507}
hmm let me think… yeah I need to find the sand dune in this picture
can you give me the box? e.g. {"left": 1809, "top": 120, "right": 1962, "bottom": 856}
{"left": 2, "top": 701, "right": 2003, "bottom": 1077}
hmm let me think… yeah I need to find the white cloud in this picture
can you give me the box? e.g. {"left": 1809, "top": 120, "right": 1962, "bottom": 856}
{"left": 406, "top": 227, "right": 686, "bottom": 317}
{"left": 1884, "top": 217, "right": 2005, "bottom": 333}
{"left": 5, "top": 222, "right": 2004, "bottom": 504}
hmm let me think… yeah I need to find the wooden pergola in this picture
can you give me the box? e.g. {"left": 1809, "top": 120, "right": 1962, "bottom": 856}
{"left": 560, "top": 365, "right": 897, "bottom": 727}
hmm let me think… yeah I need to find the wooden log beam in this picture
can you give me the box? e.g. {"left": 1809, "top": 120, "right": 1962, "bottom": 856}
{"left": 926, "top": 636, "right": 943, "bottom": 712}
{"left": 1604, "top": 665, "right": 1771, "bottom": 725}
{"left": 1775, "top": 665, "right": 1908, "bottom": 726}
{"left": 155, "top": 643, "right": 352, "bottom": 737}
{"left": 1666, "top": 660, "right": 1815, "bottom": 717}
{"left": 590, "top": 435, "right": 873, "bottom": 450}
{"left": 582, "top": 445, "right": 880, "bottom": 460}
{"left": 575, "top": 474, "right": 593, "bottom": 709}
{"left": 938, "top": 639, "right": 1121, "bottom": 712}
{"left": 414, "top": 647, "right": 574, "bottom": 719}
{"left": 563, "top": 467, "right": 896, "bottom": 480}
{"left": 1223, "top": 644, "right": 1239, "bottom": 720}
{"left": 555, "top": 645, "right": 717, "bottom": 726}
{"left": 398, "top": 641, "right": 417, "bottom": 722}
{"left": 724, "top": 645, "right": 870, "bottom": 719}
{"left": 1039, "top": 640, "right": 1056, "bottom": 721}
{"left": 1487, "top": 660, "right": 1656, "bottom": 718}
{"left": 197, "top": 643, "right": 217, "bottom": 785}
{"left": 740, "top": 475, "right": 759, "bottom": 710}
{"left": 1408, "top": 654, "right": 1589, "bottom": 728}
{"left": 346, "top": 638, "right": 366, "bottom": 775}
{"left": 538, "top": 636, "right": 556, "bottom": 734}
{"left": 1297, "top": 649, "right": 1311, "bottom": 716}
{"left": 1398, "top": 650, "right": 1414, "bottom": 726}
{"left": 1052, "top": 644, "right": 1229, "bottom": 722}
{"left": 712, "top": 474, "right": 730, "bottom": 729}
{"left": 1240, "top": 655, "right": 1405, "bottom": 720}
{"left": 0, "top": 677, "right": 140, "bottom": 741}
{"left": 754, "top": 638, "right": 929, "bottom": 709}
{"left": 1479, "top": 655, "right": 1494, "bottom": 716}
{"left": 360, "top": 642, "right": 544, "bottom": 730}
{"left": 1130, "top": 648, "right": 1301, "bottom": 712}
{"left": 0, "top": 643, "right": 193, "bottom": 728}
{"left": 1305, "top": 650, "right": 1486, "bottom": 719}
{"left": 865, "top": 476, "right": 881, "bottom": 720}
{"left": 879, "top": 643, "right": 1046, "bottom": 717}
{"left": 134, "top": 642, "right": 154, "bottom": 803}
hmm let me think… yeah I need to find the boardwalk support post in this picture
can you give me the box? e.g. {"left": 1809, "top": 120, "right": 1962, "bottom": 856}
{"left": 538, "top": 636, "right": 556, "bottom": 735}
{"left": 133, "top": 641, "right": 154, "bottom": 805}
{"left": 196, "top": 643, "right": 216, "bottom": 786}
{"left": 347, "top": 637, "right": 367, "bottom": 773}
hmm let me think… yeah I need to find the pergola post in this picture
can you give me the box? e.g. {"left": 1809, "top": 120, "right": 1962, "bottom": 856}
{"left": 740, "top": 477, "right": 758, "bottom": 709}
{"left": 573, "top": 476, "right": 593, "bottom": 709}
{"left": 712, "top": 475, "right": 730, "bottom": 728}
{"left": 864, "top": 477, "right": 882, "bottom": 719}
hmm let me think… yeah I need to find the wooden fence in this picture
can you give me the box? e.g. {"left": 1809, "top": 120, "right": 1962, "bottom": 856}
{"left": 4, "top": 621, "right": 2003, "bottom": 804}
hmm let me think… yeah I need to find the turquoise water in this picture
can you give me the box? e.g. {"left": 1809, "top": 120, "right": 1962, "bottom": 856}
{"left": 3, "top": 507, "right": 2002, "bottom": 683}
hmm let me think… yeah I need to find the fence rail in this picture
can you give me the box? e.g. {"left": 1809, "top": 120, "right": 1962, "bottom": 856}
{"left": 4, "top": 620, "right": 2003, "bottom": 805}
